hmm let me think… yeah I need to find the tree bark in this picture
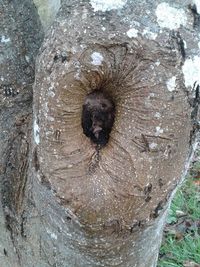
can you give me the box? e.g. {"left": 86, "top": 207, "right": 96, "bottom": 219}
{"left": 0, "top": 0, "right": 199, "bottom": 266}
{"left": 0, "top": 0, "right": 43, "bottom": 266}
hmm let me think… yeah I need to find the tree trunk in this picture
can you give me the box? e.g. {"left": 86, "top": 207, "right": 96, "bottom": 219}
{"left": 0, "top": 0, "right": 43, "bottom": 266}
{"left": 0, "top": 0, "right": 199, "bottom": 266}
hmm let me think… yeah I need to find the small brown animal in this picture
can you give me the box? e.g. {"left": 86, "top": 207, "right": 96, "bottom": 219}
{"left": 81, "top": 90, "right": 115, "bottom": 146}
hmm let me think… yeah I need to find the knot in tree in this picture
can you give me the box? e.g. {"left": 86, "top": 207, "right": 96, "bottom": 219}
{"left": 34, "top": 32, "right": 192, "bottom": 227}
{"left": 31, "top": 1, "right": 196, "bottom": 263}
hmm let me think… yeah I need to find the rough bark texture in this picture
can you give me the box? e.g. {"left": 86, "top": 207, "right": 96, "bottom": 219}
{"left": 0, "top": 0, "right": 43, "bottom": 266}
{"left": 0, "top": 0, "right": 200, "bottom": 266}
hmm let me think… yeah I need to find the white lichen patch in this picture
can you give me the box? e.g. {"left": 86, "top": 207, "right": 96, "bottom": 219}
{"left": 183, "top": 40, "right": 187, "bottom": 49}
{"left": 182, "top": 56, "right": 200, "bottom": 88}
{"left": 91, "top": 52, "right": 103, "bottom": 66}
{"left": 82, "top": 7, "right": 88, "bottom": 19}
{"left": 74, "top": 71, "right": 81, "bottom": 80}
{"left": 149, "top": 142, "right": 158, "bottom": 149}
{"left": 155, "top": 126, "right": 164, "bottom": 135}
{"left": 90, "top": 0, "right": 127, "bottom": 12}
{"left": 25, "top": 55, "right": 30, "bottom": 62}
{"left": 33, "top": 119, "right": 40, "bottom": 145}
{"left": 67, "top": 164, "right": 73, "bottom": 168}
{"left": 43, "top": 102, "right": 49, "bottom": 117}
{"left": 142, "top": 28, "right": 157, "bottom": 40}
{"left": 166, "top": 76, "right": 176, "bottom": 92}
{"left": 154, "top": 112, "right": 161, "bottom": 118}
{"left": 47, "top": 229, "right": 58, "bottom": 240}
{"left": 126, "top": 28, "right": 138, "bottom": 38}
{"left": 1, "top": 35, "right": 10, "bottom": 43}
{"left": 48, "top": 90, "right": 55, "bottom": 98}
{"left": 156, "top": 3, "right": 187, "bottom": 30}
{"left": 48, "top": 116, "right": 54, "bottom": 122}
{"left": 108, "top": 33, "right": 116, "bottom": 39}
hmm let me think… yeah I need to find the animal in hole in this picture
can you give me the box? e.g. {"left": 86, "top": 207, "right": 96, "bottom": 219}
{"left": 81, "top": 90, "right": 115, "bottom": 146}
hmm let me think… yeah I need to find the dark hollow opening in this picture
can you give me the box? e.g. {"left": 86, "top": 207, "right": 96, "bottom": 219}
{"left": 81, "top": 90, "right": 115, "bottom": 146}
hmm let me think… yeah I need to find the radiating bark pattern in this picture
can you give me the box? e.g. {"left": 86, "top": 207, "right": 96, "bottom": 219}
{"left": 34, "top": 1, "right": 193, "bottom": 231}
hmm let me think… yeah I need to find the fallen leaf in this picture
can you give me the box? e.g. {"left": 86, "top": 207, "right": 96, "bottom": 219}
{"left": 183, "top": 260, "right": 200, "bottom": 267}
{"left": 176, "top": 210, "right": 187, "bottom": 217}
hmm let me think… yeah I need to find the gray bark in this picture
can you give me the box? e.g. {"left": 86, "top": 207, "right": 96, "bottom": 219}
{"left": 0, "top": 0, "right": 199, "bottom": 267}
{"left": 0, "top": 0, "right": 43, "bottom": 266}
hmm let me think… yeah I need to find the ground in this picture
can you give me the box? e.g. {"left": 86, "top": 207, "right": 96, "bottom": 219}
{"left": 158, "top": 149, "right": 200, "bottom": 267}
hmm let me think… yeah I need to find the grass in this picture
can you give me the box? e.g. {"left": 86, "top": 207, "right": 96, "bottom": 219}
{"left": 157, "top": 155, "right": 200, "bottom": 267}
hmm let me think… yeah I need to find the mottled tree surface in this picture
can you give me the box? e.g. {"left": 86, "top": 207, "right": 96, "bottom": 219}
{"left": 0, "top": 0, "right": 200, "bottom": 266}
{"left": 0, "top": 0, "right": 43, "bottom": 266}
